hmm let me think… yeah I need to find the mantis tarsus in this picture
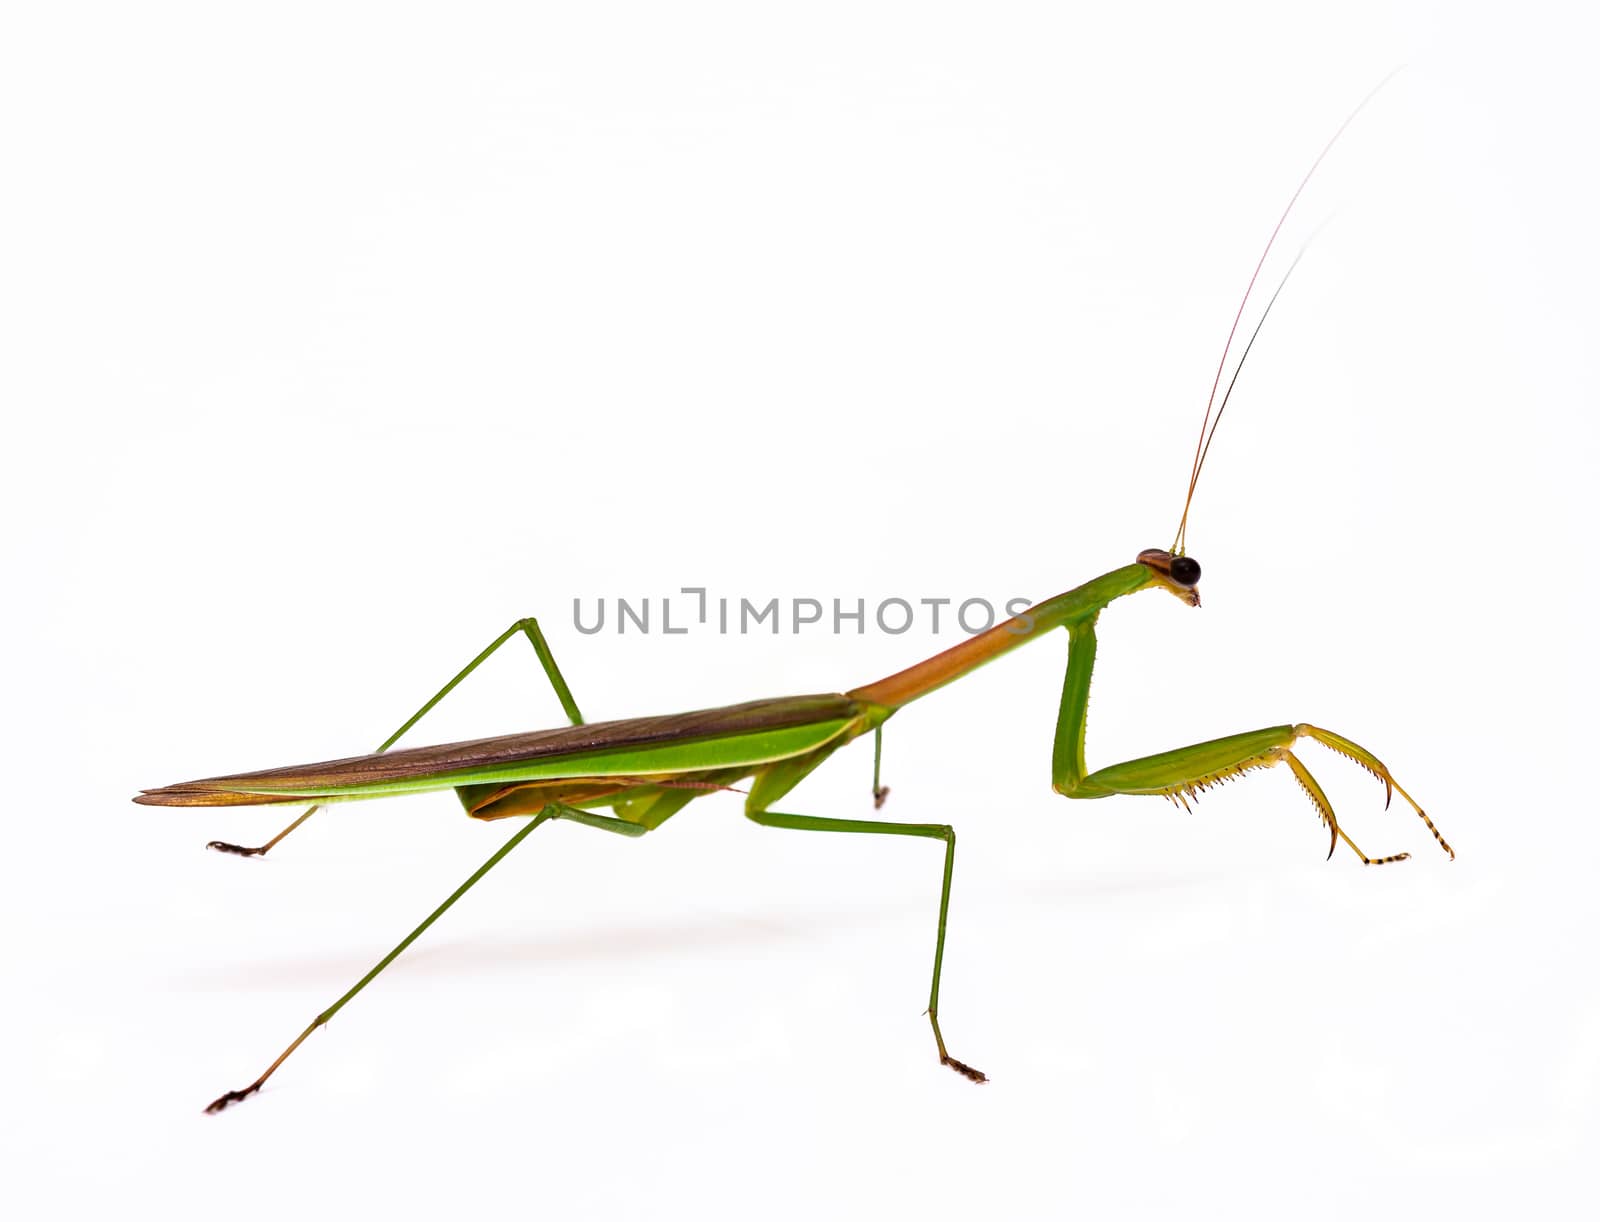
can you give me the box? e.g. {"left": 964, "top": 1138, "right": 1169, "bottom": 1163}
{"left": 138, "top": 94, "right": 1454, "bottom": 1113}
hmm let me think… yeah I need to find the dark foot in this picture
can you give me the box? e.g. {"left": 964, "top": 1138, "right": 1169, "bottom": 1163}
{"left": 1360, "top": 852, "right": 1411, "bottom": 866}
{"left": 941, "top": 1054, "right": 988, "bottom": 1084}
{"left": 204, "top": 1083, "right": 261, "bottom": 1113}
{"left": 207, "top": 840, "right": 267, "bottom": 857}
{"left": 873, "top": 786, "right": 890, "bottom": 810}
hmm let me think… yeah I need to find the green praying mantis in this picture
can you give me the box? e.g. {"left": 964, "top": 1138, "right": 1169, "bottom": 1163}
{"left": 138, "top": 95, "right": 1454, "bottom": 1114}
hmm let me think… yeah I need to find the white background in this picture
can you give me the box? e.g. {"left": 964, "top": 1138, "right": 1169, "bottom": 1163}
{"left": 4, "top": 2, "right": 1597, "bottom": 1219}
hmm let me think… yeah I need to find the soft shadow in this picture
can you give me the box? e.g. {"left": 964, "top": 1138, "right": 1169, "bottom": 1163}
{"left": 181, "top": 896, "right": 926, "bottom": 990}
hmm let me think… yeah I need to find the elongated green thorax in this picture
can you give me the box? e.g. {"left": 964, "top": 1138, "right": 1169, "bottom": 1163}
{"left": 847, "top": 553, "right": 1194, "bottom": 710}
{"left": 137, "top": 551, "right": 1200, "bottom": 811}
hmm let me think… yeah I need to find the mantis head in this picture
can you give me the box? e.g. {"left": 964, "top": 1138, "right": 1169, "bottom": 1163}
{"left": 1137, "top": 549, "right": 1202, "bottom": 607}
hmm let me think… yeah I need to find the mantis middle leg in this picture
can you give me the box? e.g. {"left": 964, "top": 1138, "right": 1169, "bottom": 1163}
{"left": 743, "top": 758, "right": 985, "bottom": 1082}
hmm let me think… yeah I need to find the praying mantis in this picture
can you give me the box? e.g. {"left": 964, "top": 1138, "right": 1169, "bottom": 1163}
{"left": 137, "top": 92, "right": 1454, "bottom": 1114}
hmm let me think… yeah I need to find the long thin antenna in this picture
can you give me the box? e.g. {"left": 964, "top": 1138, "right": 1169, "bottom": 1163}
{"left": 1185, "top": 234, "right": 1317, "bottom": 519}
{"left": 1171, "top": 71, "right": 1399, "bottom": 555}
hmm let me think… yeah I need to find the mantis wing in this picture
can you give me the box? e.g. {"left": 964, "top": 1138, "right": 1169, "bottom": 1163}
{"left": 136, "top": 693, "right": 869, "bottom": 806}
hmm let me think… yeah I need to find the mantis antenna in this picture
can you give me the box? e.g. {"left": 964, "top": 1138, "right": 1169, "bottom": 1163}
{"left": 1172, "top": 72, "right": 1400, "bottom": 555}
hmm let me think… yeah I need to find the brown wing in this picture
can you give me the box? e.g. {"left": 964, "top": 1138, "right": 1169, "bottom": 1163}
{"left": 136, "top": 693, "right": 862, "bottom": 805}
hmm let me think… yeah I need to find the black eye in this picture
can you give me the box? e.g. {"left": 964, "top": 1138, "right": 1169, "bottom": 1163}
{"left": 1170, "top": 556, "right": 1201, "bottom": 587}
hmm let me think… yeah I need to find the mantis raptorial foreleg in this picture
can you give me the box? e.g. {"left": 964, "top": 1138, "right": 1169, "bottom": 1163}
{"left": 208, "top": 617, "right": 584, "bottom": 857}
{"left": 1051, "top": 618, "right": 1454, "bottom": 863}
{"left": 742, "top": 805, "right": 984, "bottom": 1083}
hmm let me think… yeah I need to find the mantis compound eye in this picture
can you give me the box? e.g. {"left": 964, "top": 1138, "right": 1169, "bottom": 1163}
{"left": 1169, "top": 556, "right": 1201, "bottom": 587}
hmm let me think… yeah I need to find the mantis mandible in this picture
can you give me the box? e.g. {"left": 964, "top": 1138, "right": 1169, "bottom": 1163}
{"left": 138, "top": 92, "right": 1454, "bottom": 1113}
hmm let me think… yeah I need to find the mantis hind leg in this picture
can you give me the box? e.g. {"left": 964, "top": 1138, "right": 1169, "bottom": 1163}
{"left": 208, "top": 617, "right": 585, "bottom": 857}
{"left": 204, "top": 799, "right": 665, "bottom": 1112}
{"left": 743, "top": 804, "right": 986, "bottom": 1084}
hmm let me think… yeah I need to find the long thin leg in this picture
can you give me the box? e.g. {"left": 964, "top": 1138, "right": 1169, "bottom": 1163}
{"left": 1049, "top": 617, "right": 1452, "bottom": 863}
{"left": 743, "top": 806, "right": 985, "bottom": 1083}
{"left": 205, "top": 808, "right": 556, "bottom": 1112}
{"left": 546, "top": 801, "right": 651, "bottom": 838}
{"left": 871, "top": 725, "right": 889, "bottom": 809}
{"left": 209, "top": 618, "right": 584, "bottom": 857}
{"left": 204, "top": 798, "right": 666, "bottom": 1113}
